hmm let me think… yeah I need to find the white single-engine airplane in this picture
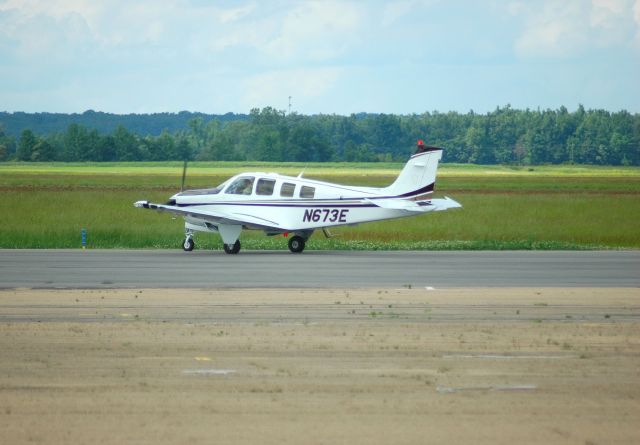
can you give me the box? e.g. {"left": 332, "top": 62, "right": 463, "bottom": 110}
{"left": 134, "top": 141, "right": 461, "bottom": 254}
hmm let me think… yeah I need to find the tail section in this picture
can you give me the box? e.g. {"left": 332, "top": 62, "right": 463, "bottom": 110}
{"left": 383, "top": 141, "right": 443, "bottom": 199}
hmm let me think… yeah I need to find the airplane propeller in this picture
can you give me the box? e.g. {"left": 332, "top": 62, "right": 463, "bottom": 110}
{"left": 165, "top": 159, "right": 188, "bottom": 206}
{"left": 180, "top": 158, "right": 187, "bottom": 192}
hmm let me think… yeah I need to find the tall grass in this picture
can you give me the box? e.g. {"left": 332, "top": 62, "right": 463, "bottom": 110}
{"left": 341, "top": 194, "right": 640, "bottom": 247}
{"left": 1, "top": 191, "right": 638, "bottom": 250}
{"left": 0, "top": 162, "right": 638, "bottom": 250}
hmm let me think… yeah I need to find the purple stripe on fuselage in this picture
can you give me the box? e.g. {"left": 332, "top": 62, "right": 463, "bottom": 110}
{"left": 178, "top": 202, "right": 378, "bottom": 209}
{"left": 175, "top": 183, "right": 435, "bottom": 209}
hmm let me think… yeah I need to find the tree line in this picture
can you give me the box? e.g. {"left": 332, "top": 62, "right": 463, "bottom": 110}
{"left": 0, "top": 110, "right": 244, "bottom": 138}
{"left": 1, "top": 105, "right": 638, "bottom": 165}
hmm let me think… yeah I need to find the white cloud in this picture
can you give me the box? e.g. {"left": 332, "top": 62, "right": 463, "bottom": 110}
{"left": 634, "top": 0, "right": 640, "bottom": 45}
{"left": 514, "top": 1, "right": 589, "bottom": 58}
{"left": 591, "top": 0, "right": 627, "bottom": 27}
{"left": 264, "top": 1, "right": 363, "bottom": 63}
{"left": 513, "top": 0, "right": 638, "bottom": 58}
{"left": 381, "top": 0, "right": 421, "bottom": 27}
{"left": 0, "top": 0, "right": 637, "bottom": 113}
{"left": 0, "top": 1, "right": 260, "bottom": 50}
{"left": 590, "top": 0, "right": 637, "bottom": 46}
{"left": 218, "top": 2, "right": 256, "bottom": 24}
{"left": 0, "top": 0, "right": 100, "bottom": 20}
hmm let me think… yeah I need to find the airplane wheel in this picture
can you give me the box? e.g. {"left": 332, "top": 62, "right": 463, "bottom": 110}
{"left": 223, "top": 240, "right": 241, "bottom": 254}
{"left": 183, "top": 237, "right": 195, "bottom": 251}
{"left": 288, "top": 236, "right": 305, "bottom": 253}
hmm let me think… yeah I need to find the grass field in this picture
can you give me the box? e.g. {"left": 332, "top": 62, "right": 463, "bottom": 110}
{"left": 1, "top": 162, "right": 639, "bottom": 250}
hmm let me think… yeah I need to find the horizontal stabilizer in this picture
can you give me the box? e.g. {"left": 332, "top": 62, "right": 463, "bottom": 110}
{"left": 364, "top": 198, "right": 423, "bottom": 212}
{"left": 365, "top": 196, "right": 462, "bottom": 213}
{"left": 430, "top": 197, "right": 462, "bottom": 211}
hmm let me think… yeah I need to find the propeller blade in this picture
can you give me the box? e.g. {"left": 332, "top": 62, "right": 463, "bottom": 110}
{"left": 180, "top": 159, "right": 187, "bottom": 192}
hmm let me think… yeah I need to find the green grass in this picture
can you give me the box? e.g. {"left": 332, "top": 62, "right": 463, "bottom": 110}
{"left": 1, "top": 161, "right": 638, "bottom": 250}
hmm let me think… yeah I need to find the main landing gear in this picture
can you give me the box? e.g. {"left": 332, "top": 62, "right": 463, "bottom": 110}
{"left": 288, "top": 236, "right": 305, "bottom": 253}
{"left": 223, "top": 240, "right": 241, "bottom": 254}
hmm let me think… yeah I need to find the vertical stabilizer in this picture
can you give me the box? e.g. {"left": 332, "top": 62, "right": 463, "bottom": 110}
{"left": 384, "top": 141, "right": 443, "bottom": 199}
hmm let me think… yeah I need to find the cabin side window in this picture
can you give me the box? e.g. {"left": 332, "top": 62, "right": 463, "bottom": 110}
{"left": 256, "top": 178, "right": 276, "bottom": 196}
{"left": 300, "top": 186, "right": 315, "bottom": 199}
{"left": 280, "top": 182, "right": 296, "bottom": 197}
{"left": 225, "top": 176, "right": 255, "bottom": 195}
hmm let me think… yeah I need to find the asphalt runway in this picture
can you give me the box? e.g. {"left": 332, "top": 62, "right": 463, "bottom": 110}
{"left": 1, "top": 249, "right": 638, "bottom": 288}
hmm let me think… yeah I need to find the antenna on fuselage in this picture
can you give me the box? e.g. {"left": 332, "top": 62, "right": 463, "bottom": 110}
{"left": 297, "top": 162, "right": 308, "bottom": 179}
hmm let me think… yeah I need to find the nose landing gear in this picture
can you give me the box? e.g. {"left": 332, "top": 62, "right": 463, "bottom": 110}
{"left": 183, "top": 231, "right": 195, "bottom": 251}
{"left": 183, "top": 237, "right": 195, "bottom": 251}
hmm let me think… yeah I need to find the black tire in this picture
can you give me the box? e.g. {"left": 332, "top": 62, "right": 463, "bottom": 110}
{"left": 288, "top": 236, "right": 305, "bottom": 253}
{"left": 183, "top": 237, "right": 195, "bottom": 251}
{"left": 223, "top": 240, "right": 241, "bottom": 254}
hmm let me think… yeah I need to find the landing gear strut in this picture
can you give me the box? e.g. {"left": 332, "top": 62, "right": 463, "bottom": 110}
{"left": 288, "top": 236, "right": 305, "bottom": 253}
{"left": 223, "top": 240, "right": 241, "bottom": 254}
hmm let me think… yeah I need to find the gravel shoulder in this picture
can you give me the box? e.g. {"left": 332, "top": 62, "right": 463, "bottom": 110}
{"left": 1, "top": 287, "right": 639, "bottom": 444}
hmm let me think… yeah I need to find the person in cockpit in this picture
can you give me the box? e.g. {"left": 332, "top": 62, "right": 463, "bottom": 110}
{"left": 238, "top": 178, "right": 252, "bottom": 195}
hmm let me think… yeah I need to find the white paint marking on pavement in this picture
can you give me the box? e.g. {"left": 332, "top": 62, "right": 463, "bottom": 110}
{"left": 443, "top": 354, "right": 578, "bottom": 360}
{"left": 437, "top": 384, "right": 537, "bottom": 394}
{"left": 182, "top": 369, "right": 236, "bottom": 376}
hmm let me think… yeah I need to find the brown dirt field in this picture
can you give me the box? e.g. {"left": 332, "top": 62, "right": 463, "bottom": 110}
{"left": 0, "top": 288, "right": 639, "bottom": 445}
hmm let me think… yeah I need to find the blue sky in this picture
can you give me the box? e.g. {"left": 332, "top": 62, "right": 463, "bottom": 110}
{"left": 1, "top": 0, "right": 639, "bottom": 114}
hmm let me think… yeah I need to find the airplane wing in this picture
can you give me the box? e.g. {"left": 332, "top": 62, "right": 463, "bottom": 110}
{"left": 365, "top": 197, "right": 462, "bottom": 213}
{"left": 134, "top": 201, "right": 282, "bottom": 230}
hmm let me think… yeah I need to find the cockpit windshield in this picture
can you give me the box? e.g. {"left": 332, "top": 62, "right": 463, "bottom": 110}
{"left": 225, "top": 176, "right": 255, "bottom": 195}
{"left": 176, "top": 180, "right": 228, "bottom": 196}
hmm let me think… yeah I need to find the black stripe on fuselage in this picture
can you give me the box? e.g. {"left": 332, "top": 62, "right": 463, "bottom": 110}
{"left": 392, "top": 183, "right": 434, "bottom": 199}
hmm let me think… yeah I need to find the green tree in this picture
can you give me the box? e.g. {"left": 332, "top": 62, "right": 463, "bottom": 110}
{"left": 175, "top": 136, "right": 193, "bottom": 161}
{"left": 0, "top": 125, "right": 15, "bottom": 161}
{"left": 63, "top": 123, "right": 86, "bottom": 161}
{"left": 248, "top": 107, "right": 288, "bottom": 161}
{"left": 83, "top": 129, "right": 102, "bottom": 161}
{"left": 30, "top": 140, "right": 56, "bottom": 161}
{"left": 17, "top": 129, "right": 37, "bottom": 161}
{"left": 96, "top": 135, "right": 117, "bottom": 162}
{"left": 187, "top": 117, "right": 206, "bottom": 156}
{"left": 113, "top": 126, "right": 140, "bottom": 161}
